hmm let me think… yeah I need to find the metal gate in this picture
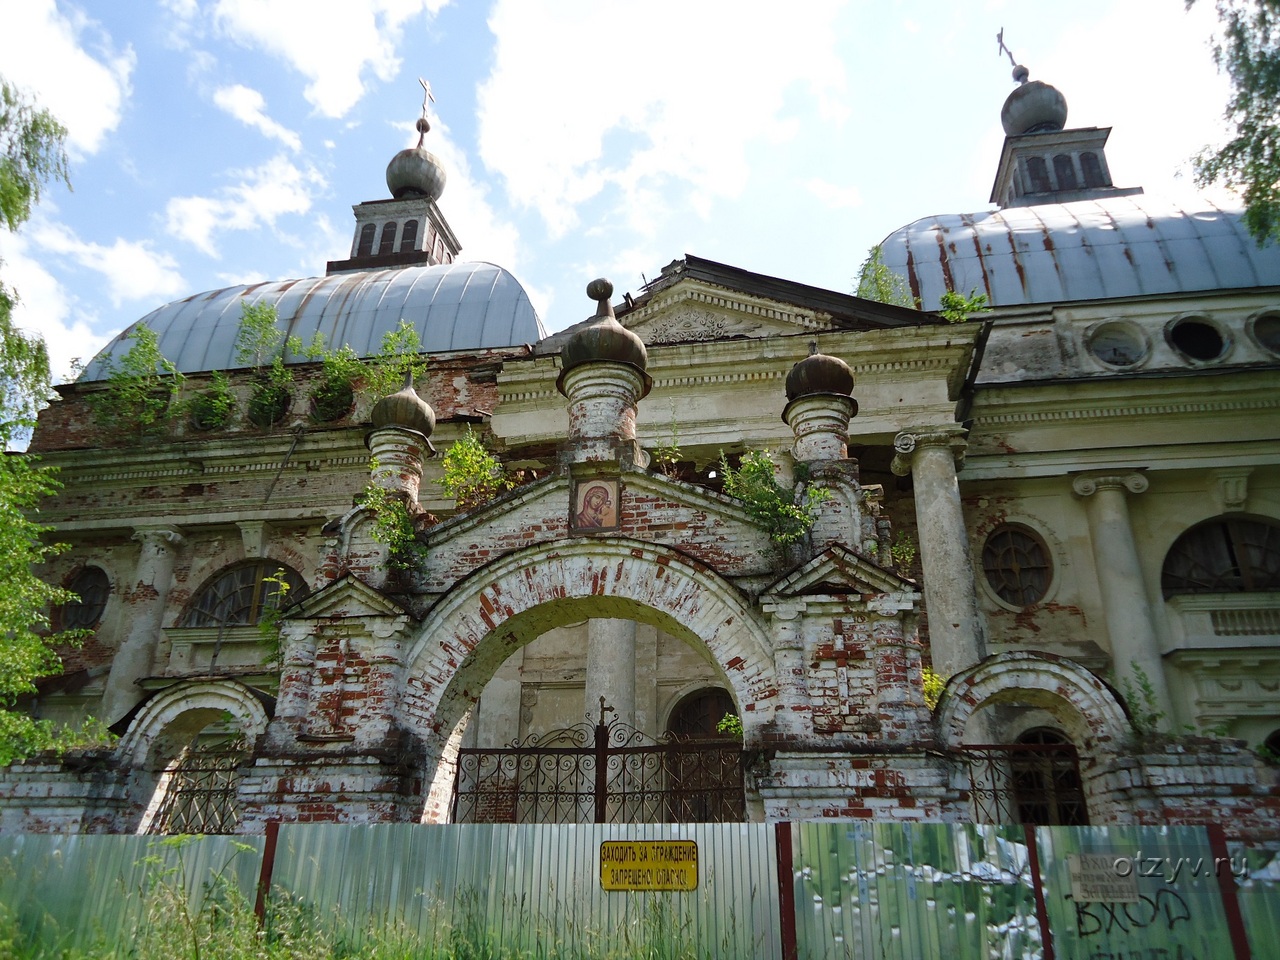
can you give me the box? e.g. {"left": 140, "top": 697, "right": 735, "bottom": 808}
{"left": 452, "top": 713, "right": 745, "bottom": 824}
{"left": 147, "top": 736, "right": 249, "bottom": 835}
{"left": 957, "top": 742, "right": 1088, "bottom": 825}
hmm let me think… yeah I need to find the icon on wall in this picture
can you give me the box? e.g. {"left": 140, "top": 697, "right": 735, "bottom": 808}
{"left": 571, "top": 478, "right": 620, "bottom": 533}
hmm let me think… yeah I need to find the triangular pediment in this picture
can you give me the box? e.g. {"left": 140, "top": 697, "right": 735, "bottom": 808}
{"left": 289, "top": 573, "right": 413, "bottom": 622}
{"left": 763, "top": 544, "right": 920, "bottom": 602}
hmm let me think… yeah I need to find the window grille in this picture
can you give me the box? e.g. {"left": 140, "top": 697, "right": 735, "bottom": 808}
{"left": 982, "top": 525, "right": 1052, "bottom": 607}
{"left": 1026, "top": 156, "right": 1051, "bottom": 193}
{"left": 1053, "top": 154, "right": 1078, "bottom": 190}
{"left": 181, "top": 561, "right": 306, "bottom": 628}
{"left": 147, "top": 736, "right": 249, "bottom": 835}
{"left": 400, "top": 219, "right": 419, "bottom": 251}
{"left": 58, "top": 566, "right": 111, "bottom": 630}
{"left": 1162, "top": 518, "right": 1280, "bottom": 597}
{"left": 378, "top": 221, "right": 397, "bottom": 256}
{"left": 959, "top": 734, "right": 1088, "bottom": 826}
{"left": 357, "top": 223, "right": 376, "bottom": 257}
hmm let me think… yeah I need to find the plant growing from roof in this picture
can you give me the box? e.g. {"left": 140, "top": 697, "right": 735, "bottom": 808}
{"left": 719, "top": 450, "right": 828, "bottom": 544}
{"left": 358, "top": 477, "right": 423, "bottom": 570}
{"left": 185, "top": 370, "right": 235, "bottom": 431}
{"left": 234, "top": 301, "right": 292, "bottom": 427}
{"left": 855, "top": 244, "right": 919, "bottom": 309}
{"left": 88, "top": 323, "right": 183, "bottom": 438}
{"left": 938, "top": 288, "right": 991, "bottom": 323}
{"left": 363, "top": 320, "right": 428, "bottom": 401}
{"left": 290, "top": 332, "right": 362, "bottom": 422}
{"left": 441, "top": 428, "right": 514, "bottom": 511}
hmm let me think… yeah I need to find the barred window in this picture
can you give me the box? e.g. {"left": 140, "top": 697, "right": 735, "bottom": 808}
{"left": 1053, "top": 154, "right": 1078, "bottom": 190}
{"left": 1162, "top": 517, "right": 1280, "bottom": 598}
{"left": 1081, "top": 152, "right": 1106, "bottom": 187}
{"left": 181, "top": 561, "right": 306, "bottom": 628}
{"left": 667, "top": 688, "right": 734, "bottom": 739}
{"left": 982, "top": 525, "right": 1052, "bottom": 607}
{"left": 377, "top": 221, "right": 397, "bottom": 256}
{"left": 400, "top": 219, "right": 419, "bottom": 251}
{"left": 356, "top": 223, "right": 376, "bottom": 257}
{"left": 58, "top": 566, "right": 111, "bottom": 630}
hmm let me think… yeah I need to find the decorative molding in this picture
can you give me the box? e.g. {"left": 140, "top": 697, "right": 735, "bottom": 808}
{"left": 1209, "top": 468, "right": 1252, "bottom": 513}
{"left": 890, "top": 425, "right": 968, "bottom": 476}
{"left": 1070, "top": 472, "right": 1149, "bottom": 497}
{"left": 975, "top": 394, "right": 1280, "bottom": 427}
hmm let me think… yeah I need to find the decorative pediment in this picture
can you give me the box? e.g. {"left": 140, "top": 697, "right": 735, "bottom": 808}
{"left": 763, "top": 544, "right": 920, "bottom": 606}
{"left": 625, "top": 278, "right": 832, "bottom": 345}
{"left": 288, "top": 573, "right": 414, "bottom": 623}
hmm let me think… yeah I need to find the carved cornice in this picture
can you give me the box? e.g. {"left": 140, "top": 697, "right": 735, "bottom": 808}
{"left": 1070, "top": 472, "right": 1149, "bottom": 497}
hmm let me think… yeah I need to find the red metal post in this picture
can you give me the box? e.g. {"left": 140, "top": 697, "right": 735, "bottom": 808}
{"left": 253, "top": 820, "right": 281, "bottom": 924}
{"left": 1023, "top": 824, "right": 1056, "bottom": 960}
{"left": 1207, "top": 824, "right": 1253, "bottom": 960}
{"left": 774, "top": 822, "right": 798, "bottom": 960}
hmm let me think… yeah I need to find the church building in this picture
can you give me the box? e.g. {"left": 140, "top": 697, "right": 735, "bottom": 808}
{"left": 3, "top": 67, "right": 1278, "bottom": 840}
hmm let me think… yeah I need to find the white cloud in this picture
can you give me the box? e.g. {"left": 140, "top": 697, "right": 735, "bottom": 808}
{"left": 203, "top": 0, "right": 451, "bottom": 118}
{"left": 478, "top": 0, "right": 847, "bottom": 239}
{"left": 0, "top": 0, "right": 135, "bottom": 156}
{"left": 213, "top": 84, "right": 302, "bottom": 151}
{"left": 806, "top": 178, "right": 863, "bottom": 210}
{"left": 0, "top": 231, "right": 109, "bottom": 386}
{"left": 28, "top": 222, "right": 186, "bottom": 307}
{"left": 165, "top": 154, "right": 327, "bottom": 256}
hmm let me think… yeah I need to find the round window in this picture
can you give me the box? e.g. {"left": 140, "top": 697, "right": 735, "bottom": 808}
{"left": 1086, "top": 321, "right": 1147, "bottom": 367}
{"left": 982, "top": 525, "right": 1052, "bottom": 608}
{"left": 1167, "top": 316, "right": 1228, "bottom": 362}
{"left": 59, "top": 566, "right": 111, "bottom": 630}
{"left": 1248, "top": 312, "right": 1280, "bottom": 356}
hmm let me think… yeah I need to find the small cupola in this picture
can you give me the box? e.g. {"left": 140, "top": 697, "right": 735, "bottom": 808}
{"left": 327, "top": 79, "right": 462, "bottom": 275}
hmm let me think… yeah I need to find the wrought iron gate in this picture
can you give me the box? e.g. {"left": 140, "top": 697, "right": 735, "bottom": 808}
{"left": 957, "top": 742, "right": 1088, "bottom": 825}
{"left": 147, "top": 736, "right": 249, "bottom": 835}
{"left": 452, "top": 716, "right": 745, "bottom": 824}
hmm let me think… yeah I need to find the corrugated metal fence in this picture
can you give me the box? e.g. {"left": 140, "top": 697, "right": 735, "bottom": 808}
{"left": 1, "top": 824, "right": 1277, "bottom": 958}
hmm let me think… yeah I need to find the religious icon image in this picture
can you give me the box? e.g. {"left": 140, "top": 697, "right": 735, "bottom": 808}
{"left": 572, "top": 478, "right": 619, "bottom": 532}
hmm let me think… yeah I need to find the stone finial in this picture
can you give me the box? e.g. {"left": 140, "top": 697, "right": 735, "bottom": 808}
{"left": 557, "top": 278, "right": 651, "bottom": 398}
{"left": 370, "top": 370, "right": 437, "bottom": 446}
{"left": 785, "top": 344, "right": 855, "bottom": 401}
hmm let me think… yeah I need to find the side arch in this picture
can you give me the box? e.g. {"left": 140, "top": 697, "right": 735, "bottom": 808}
{"left": 401, "top": 537, "right": 778, "bottom": 752}
{"left": 116, "top": 679, "right": 271, "bottom": 771}
{"left": 935, "top": 651, "right": 1132, "bottom": 749}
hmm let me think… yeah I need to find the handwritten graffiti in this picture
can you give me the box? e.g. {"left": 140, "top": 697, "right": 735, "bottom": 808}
{"left": 1073, "top": 888, "right": 1191, "bottom": 938}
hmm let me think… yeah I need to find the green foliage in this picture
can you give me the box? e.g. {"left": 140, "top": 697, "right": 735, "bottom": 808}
{"left": 186, "top": 371, "right": 236, "bottom": 431}
{"left": 1256, "top": 741, "right": 1280, "bottom": 766}
{"left": 651, "top": 410, "right": 681, "bottom": 478}
{"left": 290, "top": 333, "right": 361, "bottom": 422}
{"left": 855, "top": 244, "right": 918, "bottom": 309}
{"left": 921, "top": 666, "right": 946, "bottom": 711}
{"left": 890, "top": 530, "right": 917, "bottom": 570}
{"left": 0, "top": 78, "right": 69, "bottom": 233}
{"left": 256, "top": 568, "right": 294, "bottom": 666}
{"left": 1119, "top": 662, "right": 1167, "bottom": 737}
{"left": 718, "top": 450, "right": 828, "bottom": 544}
{"left": 362, "top": 320, "right": 428, "bottom": 401}
{"left": 715, "top": 713, "right": 744, "bottom": 738}
{"left": 89, "top": 324, "right": 183, "bottom": 438}
{"left": 441, "top": 429, "right": 514, "bottom": 511}
{"left": 1193, "top": 0, "right": 1280, "bottom": 242}
{"left": 937, "top": 289, "right": 990, "bottom": 323}
{"left": 248, "top": 359, "right": 292, "bottom": 428}
{"left": 358, "top": 482, "right": 422, "bottom": 571}
{"left": 234, "top": 301, "right": 287, "bottom": 371}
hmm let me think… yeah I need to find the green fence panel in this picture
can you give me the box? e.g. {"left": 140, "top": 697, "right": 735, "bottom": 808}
{"left": 1229, "top": 840, "right": 1280, "bottom": 959}
{"left": 270, "top": 821, "right": 780, "bottom": 959}
{"left": 0, "top": 833, "right": 264, "bottom": 957}
{"left": 1036, "top": 825, "right": 1237, "bottom": 960}
{"left": 790, "top": 822, "right": 1041, "bottom": 959}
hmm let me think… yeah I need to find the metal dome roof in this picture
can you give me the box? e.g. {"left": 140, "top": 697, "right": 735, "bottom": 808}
{"left": 80, "top": 261, "right": 545, "bottom": 381}
{"left": 878, "top": 196, "right": 1280, "bottom": 311}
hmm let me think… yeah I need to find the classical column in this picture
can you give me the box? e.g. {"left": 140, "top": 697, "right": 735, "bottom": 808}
{"left": 101, "top": 526, "right": 184, "bottom": 724}
{"left": 891, "top": 426, "right": 985, "bottom": 679}
{"left": 585, "top": 619, "right": 637, "bottom": 728}
{"left": 1071, "top": 472, "right": 1172, "bottom": 726}
{"left": 764, "top": 601, "right": 810, "bottom": 740}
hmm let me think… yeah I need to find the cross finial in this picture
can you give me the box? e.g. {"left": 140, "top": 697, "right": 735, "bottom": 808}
{"left": 996, "top": 28, "right": 1029, "bottom": 84}
{"left": 415, "top": 77, "right": 436, "bottom": 146}
{"left": 996, "top": 28, "right": 1016, "bottom": 67}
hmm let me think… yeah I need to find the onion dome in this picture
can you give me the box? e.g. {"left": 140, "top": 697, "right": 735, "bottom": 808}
{"left": 558, "top": 278, "right": 652, "bottom": 397}
{"left": 1000, "top": 67, "right": 1067, "bottom": 135}
{"left": 785, "top": 342, "right": 854, "bottom": 400}
{"left": 387, "top": 117, "right": 447, "bottom": 200}
{"left": 370, "top": 372, "right": 436, "bottom": 438}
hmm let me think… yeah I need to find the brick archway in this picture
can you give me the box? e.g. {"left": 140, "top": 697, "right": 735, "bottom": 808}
{"left": 400, "top": 537, "right": 778, "bottom": 757}
{"left": 935, "top": 651, "right": 1132, "bottom": 749}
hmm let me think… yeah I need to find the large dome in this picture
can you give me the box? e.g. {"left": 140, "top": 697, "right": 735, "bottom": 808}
{"left": 878, "top": 196, "right": 1280, "bottom": 310}
{"left": 80, "top": 261, "right": 545, "bottom": 381}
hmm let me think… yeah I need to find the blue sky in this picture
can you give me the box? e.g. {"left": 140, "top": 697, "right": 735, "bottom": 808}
{"left": 0, "top": 0, "right": 1235, "bottom": 385}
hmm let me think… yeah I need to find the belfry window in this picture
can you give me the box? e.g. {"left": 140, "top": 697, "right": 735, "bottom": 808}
{"left": 1161, "top": 517, "right": 1280, "bottom": 598}
{"left": 378, "top": 222, "right": 397, "bottom": 256}
{"left": 1053, "top": 154, "right": 1078, "bottom": 191}
{"left": 356, "top": 223, "right": 376, "bottom": 257}
{"left": 181, "top": 561, "right": 306, "bottom": 628}
{"left": 1081, "top": 152, "right": 1105, "bottom": 187}
{"left": 400, "top": 219, "right": 419, "bottom": 252}
{"left": 1026, "top": 156, "right": 1051, "bottom": 193}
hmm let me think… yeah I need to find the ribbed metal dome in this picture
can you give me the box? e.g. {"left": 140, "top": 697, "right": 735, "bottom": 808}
{"left": 80, "top": 261, "right": 546, "bottom": 381}
{"left": 877, "top": 196, "right": 1280, "bottom": 311}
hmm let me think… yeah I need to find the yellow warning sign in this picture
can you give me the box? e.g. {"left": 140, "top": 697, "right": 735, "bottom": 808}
{"left": 599, "top": 840, "right": 698, "bottom": 891}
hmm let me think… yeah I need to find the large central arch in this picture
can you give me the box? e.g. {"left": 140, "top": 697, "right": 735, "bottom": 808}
{"left": 400, "top": 537, "right": 779, "bottom": 759}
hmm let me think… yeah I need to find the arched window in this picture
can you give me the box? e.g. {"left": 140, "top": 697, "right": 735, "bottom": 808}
{"left": 356, "top": 223, "right": 376, "bottom": 257}
{"left": 1053, "top": 154, "right": 1078, "bottom": 190}
{"left": 400, "top": 219, "right": 419, "bottom": 251}
{"left": 1161, "top": 517, "right": 1280, "bottom": 598}
{"left": 57, "top": 565, "right": 111, "bottom": 631}
{"left": 1011, "top": 728, "right": 1087, "bottom": 826}
{"left": 982, "top": 525, "right": 1052, "bottom": 607}
{"left": 147, "top": 732, "right": 249, "bottom": 834}
{"left": 667, "top": 688, "right": 735, "bottom": 738}
{"left": 1026, "top": 156, "right": 1051, "bottom": 193}
{"left": 1081, "top": 152, "right": 1105, "bottom": 187}
{"left": 377, "top": 221, "right": 397, "bottom": 256}
{"left": 181, "top": 561, "right": 306, "bottom": 628}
